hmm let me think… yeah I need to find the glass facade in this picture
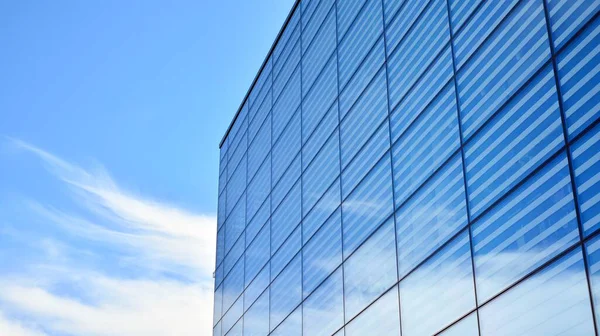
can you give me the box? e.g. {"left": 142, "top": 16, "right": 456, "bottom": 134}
{"left": 215, "top": 0, "right": 600, "bottom": 335}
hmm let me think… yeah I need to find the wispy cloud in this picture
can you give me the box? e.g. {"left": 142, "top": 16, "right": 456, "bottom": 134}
{"left": 0, "top": 139, "right": 216, "bottom": 335}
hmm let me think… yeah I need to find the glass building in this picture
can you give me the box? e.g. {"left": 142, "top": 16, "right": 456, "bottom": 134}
{"left": 214, "top": 0, "right": 600, "bottom": 335}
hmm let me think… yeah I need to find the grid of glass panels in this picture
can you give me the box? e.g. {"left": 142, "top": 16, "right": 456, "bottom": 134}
{"left": 215, "top": 0, "right": 600, "bottom": 335}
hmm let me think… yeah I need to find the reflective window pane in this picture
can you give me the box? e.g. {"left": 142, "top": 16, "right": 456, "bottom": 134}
{"left": 438, "top": 313, "right": 479, "bottom": 336}
{"left": 345, "top": 286, "right": 401, "bottom": 336}
{"left": 270, "top": 254, "right": 302, "bottom": 331}
{"left": 303, "top": 268, "right": 344, "bottom": 336}
{"left": 244, "top": 289, "right": 269, "bottom": 336}
{"left": 572, "top": 123, "right": 600, "bottom": 235}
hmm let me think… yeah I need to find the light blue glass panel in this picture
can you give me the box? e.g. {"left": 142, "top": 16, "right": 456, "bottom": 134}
{"left": 338, "top": 0, "right": 383, "bottom": 89}
{"left": 586, "top": 234, "right": 600, "bottom": 325}
{"left": 225, "top": 315, "right": 243, "bottom": 336}
{"left": 389, "top": 47, "right": 453, "bottom": 140}
{"left": 303, "top": 268, "right": 345, "bottom": 336}
{"left": 243, "top": 289, "right": 269, "bottom": 336}
{"left": 572, "top": 123, "right": 600, "bottom": 235}
{"left": 229, "top": 107, "right": 248, "bottom": 158}
{"left": 273, "top": 67, "right": 301, "bottom": 141}
{"left": 303, "top": 0, "right": 335, "bottom": 54}
{"left": 340, "top": 69, "right": 388, "bottom": 170}
{"left": 228, "top": 134, "right": 247, "bottom": 181}
{"left": 214, "top": 321, "right": 222, "bottom": 336}
{"left": 391, "top": 82, "right": 460, "bottom": 207}
{"left": 223, "top": 294, "right": 243, "bottom": 335}
{"left": 221, "top": 138, "right": 229, "bottom": 176}
{"left": 548, "top": 0, "right": 600, "bottom": 50}
{"left": 247, "top": 156, "right": 270, "bottom": 221}
{"left": 448, "top": 0, "right": 481, "bottom": 33}
{"left": 345, "top": 286, "right": 401, "bottom": 336}
{"left": 339, "top": 37, "right": 385, "bottom": 118}
{"left": 214, "top": 284, "right": 223, "bottom": 326}
{"left": 302, "top": 101, "right": 338, "bottom": 167}
{"left": 304, "top": 129, "right": 340, "bottom": 214}
{"left": 303, "top": 208, "right": 342, "bottom": 298}
{"left": 303, "top": 56, "right": 338, "bottom": 140}
{"left": 218, "top": 191, "right": 226, "bottom": 233}
{"left": 344, "top": 218, "right": 397, "bottom": 320}
{"left": 303, "top": 9, "right": 336, "bottom": 93}
{"left": 223, "top": 258, "right": 244, "bottom": 313}
{"left": 224, "top": 234, "right": 244, "bottom": 277}
{"left": 248, "top": 117, "right": 270, "bottom": 182}
{"left": 248, "top": 92, "right": 271, "bottom": 145}
{"left": 472, "top": 153, "right": 580, "bottom": 302}
{"left": 438, "top": 313, "right": 479, "bottom": 336}
{"left": 271, "top": 306, "right": 302, "bottom": 336}
{"left": 400, "top": 231, "right": 476, "bottom": 336}
{"left": 249, "top": 58, "right": 272, "bottom": 112}
{"left": 557, "top": 16, "right": 600, "bottom": 138}
{"left": 215, "top": 263, "right": 223, "bottom": 290}
{"left": 219, "top": 168, "right": 227, "bottom": 196}
{"left": 457, "top": 0, "right": 550, "bottom": 139}
{"left": 274, "top": 39, "right": 301, "bottom": 101}
{"left": 245, "top": 224, "right": 269, "bottom": 287}
{"left": 395, "top": 155, "right": 468, "bottom": 278}
{"left": 244, "top": 264, "right": 269, "bottom": 310}
{"left": 271, "top": 181, "right": 302, "bottom": 255}
{"left": 246, "top": 199, "right": 269, "bottom": 248}
{"left": 271, "top": 226, "right": 301, "bottom": 281}
{"left": 216, "top": 226, "right": 225, "bottom": 267}
{"left": 226, "top": 160, "right": 246, "bottom": 217}
{"left": 225, "top": 196, "right": 245, "bottom": 253}
{"left": 272, "top": 111, "right": 301, "bottom": 186}
{"left": 342, "top": 123, "right": 389, "bottom": 200}
{"left": 385, "top": 0, "right": 428, "bottom": 54}
{"left": 342, "top": 154, "right": 394, "bottom": 256}
{"left": 274, "top": 8, "right": 301, "bottom": 65}
{"left": 383, "top": 0, "right": 404, "bottom": 26}
{"left": 387, "top": 0, "right": 450, "bottom": 107}
{"left": 465, "top": 65, "right": 564, "bottom": 218}
{"left": 272, "top": 155, "right": 300, "bottom": 211}
{"left": 303, "top": 179, "right": 341, "bottom": 243}
{"left": 479, "top": 248, "right": 595, "bottom": 335}
{"left": 270, "top": 254, "right": 302, "bottom": 331}
{"left": 337, "top": 0, "right": 367, "bottom": 41}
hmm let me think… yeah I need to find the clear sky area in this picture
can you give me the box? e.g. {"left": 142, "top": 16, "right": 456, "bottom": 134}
{"left": 0, "top": 1, "right": 294, "bottom": 334}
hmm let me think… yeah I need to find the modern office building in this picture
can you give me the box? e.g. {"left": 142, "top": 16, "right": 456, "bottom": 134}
{"left": 214, "top": 0, "right": 600, "bottom": 335}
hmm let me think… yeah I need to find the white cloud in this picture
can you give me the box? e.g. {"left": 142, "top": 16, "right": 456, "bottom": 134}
{"left": 0, "top": 139, "right": 217, "bottom": 335}
{"left": 0, "top": 311, "right": 46, "bottom": 336}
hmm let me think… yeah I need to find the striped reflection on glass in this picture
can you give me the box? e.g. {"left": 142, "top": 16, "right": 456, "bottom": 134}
{"left": 303, "top": 268, "right": 344, "bottom": 336}
{"left": 270, "top": 254, "right": 301, "bottom": 331}
{"left": 345, "top": 286, "right": 401, "bottom": 336}
{"left": 572, "top": 123, "right": 600, "bottom": 236}
{"left": 438, "top": 312, "right": 479, "bottom": 336}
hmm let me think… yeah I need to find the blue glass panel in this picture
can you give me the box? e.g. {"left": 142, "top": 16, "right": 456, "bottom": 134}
{"left": 453, "top": 0, "right": 518, "bottom": 69}
{"left": 225, "top": 234, "right": 244, "bottom": 277}
{"left": 225, "top": 312, "right": 243, "bottom": 336}
{"left": 586, "top": 234, "right": 600, "bottom": 325}
{"left": 448, "top": 0, "right": 481, "bottom": 33}
{"left": 548, "top": 0, "right": 600, "bottom": 50}
{"left": 395, "top": 155, "right": 468, "bottom": 278}
{"left": 243, "top": 289, "right": 269, "bottom": 336}
{"left": 273, "top": 67, "right": 301, "bottom": 141}
{"left": 216, "top": 226, "right": 225, "bottom": 267}
{"left": 248, "top": 91, "right": 271, "bottom": 145}
{"left": 215, "top": 263, "right": 223, "bottom": 289}
{"left": 249, "top": 58, "right": 272, "bottom": 112}
{"left": 438, "top": 313, "right": 478, "bottom": 336}
{"left": 303, "top": 179, "right": 341, "bottom": 244}
{"left": 274, "top": 8, "right": 301, "bottom": 65}
{"left": 271, "top": 181, "right": 302, "bottom": 254}
{"left": 244, "top": 263, "right": 269, "bottom": 310}
{"left": 223, "top": 290, "right": 243, "bottom": 334}
{"left": 465, "top": 66, "right": 563, "bottom": 218}
{"left": 303, "top": 208, "right": 342, "bottom": 298}
{"left": 387, "top": 0, "right": 450, "bottom": 108}
{"left": 340, "top": 69, "right": 388, "bottom": 170}
{"left": 385, "top": 0, "right": 428, "bottom": 54}
{"left": 339, "top": 37, "right": 385, "bottom": 117}
{"left": 572, "top": 123, "right": 600, "bottom": 235}
{"left": 229, "top": 106, "right": 248, "bottom": 157}
{"left": 247, "top": 156, "right": 270, "bottom": 221}
{"left": 389, "top": 47, "right": 453, "bottom": 138}
{"left": 338, "top": 0, "right": 383, "bottom": 90}
{"left": 228, "top": 133, "right": 247, "bottom": 180}
{"left": 344, "top": 218, "right": 397, "bottom": 320}
{"left": 218, "top": 191, "right": 226, "bottom": 232}
{"left": 337, "top": 0, "right": 367, "bottom": 41}
{"left": 303, "top": 9, "right": 336, "bottom": 93}
{"left": 248, "top": 117, "right": 270, "bottom": 182}
{"left": 304, "top": 129, "right": 340, "bottom": 215}
{"left": 303, "top": 56, "right": 338, "bottom": 140}
{"left": 479, "top": 248, "right": 595, "bottom": 335}
{"left": 214, "top": 284, "right": 223, "bottom": 326}
{"left": 226, "top": 160, "right": 246, "bottom": 217}
{"left": 302, "top": 0, "right": 335, "bottom": 54}
{"left": 223, "top": 258, "right": 244, "bottom": 313}
{"left": 342, "top": 123, "right": 389, "bottom": 200}
{"left": 382, "top": 0, "right": 403, "bottom": 26}
{"left": 274, "top": 39, "right": 301, "bottom": 101}
{"left": 220, "top": 140, "right": 228, "bottom": 177}
{"left": 272, "top": 111, "right": 301, "bottom": 185}
{"left": 246, "top": 199, "right": 269, "bottom": 248}
{"left": 343, "top": 154, "right": 394, "bottom": 256}
{"left": 400, "top": 231, "right": 476, "bottom": 336}
{"left": 270, "top": 254, "right": 302, "bottom": 331}
{"left": 245, "top": 224, "right": 269, "bottom": 287}
{"left": 303, "top": 268, "right": 344, "bottom": 336}
{"left": 271, "top": 305, "right": 302, "bottom": 336}
{"left": 271, "top": 226, "right": 301, "bottom": 281}
{"left": 302, "top": 101, "right": 338, "bottom": 167}
{"left": 272, "top": 155, "right": 300, "bottom": 211}
{"left": 219, "top": 168, "right": 227, "bottom": 196}
{"left": 214, "top": 321, "right": 222, "bottom": 336}
{"left": 225, "top": 195, "right": 245, "bottom": 253}
{"left": 391, "top": 82, "right": 460, "bottom": 207}
{"left": 457, "top": 0, "right": 550, "bottom": 139}
{"left": 472, "top": 153, "right": 580, "bottom": 302}
{"left": 345, "top": 286, "right": 401, "bottom": 336}
{"left": 557, "top": 16, "right": 600, "bottom": 138}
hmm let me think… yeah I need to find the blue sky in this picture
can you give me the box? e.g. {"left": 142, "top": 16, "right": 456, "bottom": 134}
{"left": 0, "top": 1, "right": 293, "bottom": 335}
